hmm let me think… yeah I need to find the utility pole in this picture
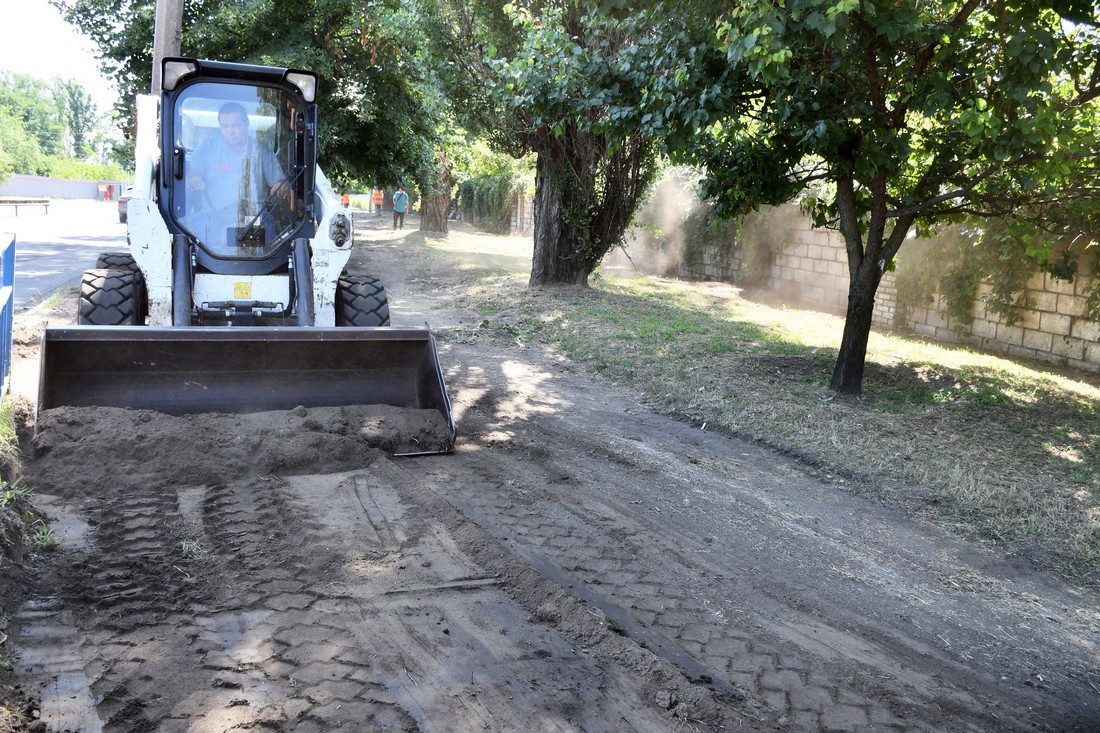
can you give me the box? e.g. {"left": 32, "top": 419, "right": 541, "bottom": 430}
{"left": 151, "top": 0, "right": 184, "bottom": 92}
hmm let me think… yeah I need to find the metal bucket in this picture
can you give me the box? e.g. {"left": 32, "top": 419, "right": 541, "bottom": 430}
{"left": 37, "top": 325, "right": 456, "bottom": 455}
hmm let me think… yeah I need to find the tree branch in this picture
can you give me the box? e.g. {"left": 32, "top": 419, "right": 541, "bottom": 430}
{"left": 875, "top": 0, "right": 983, "bottom": 126}
{"left": 835, "top": 175, "right": 864, "bottom": 275}
{"left": 885, "top": 158, "right": 1011, "bottom": 219}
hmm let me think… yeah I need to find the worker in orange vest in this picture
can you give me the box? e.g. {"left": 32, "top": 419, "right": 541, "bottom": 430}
{"left": 372, "top": 188, "right": 384, "bottom": 217}
{"left": 341, "top": 192, "right": 350, "bottom": 207}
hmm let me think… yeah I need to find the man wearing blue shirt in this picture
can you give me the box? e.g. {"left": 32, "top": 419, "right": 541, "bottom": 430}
{"left": 186, "top": 102, "right": 288, "bottom": 251}
{"left": 393, "top": 186, "right": 409, "bottom": 230}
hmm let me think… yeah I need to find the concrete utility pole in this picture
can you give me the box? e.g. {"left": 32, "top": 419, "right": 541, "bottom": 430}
{"left": 151, "top": 0, "right": 184, "bottom": 92}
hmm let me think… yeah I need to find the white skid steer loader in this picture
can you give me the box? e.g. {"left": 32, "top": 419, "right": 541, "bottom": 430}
{"left": 37, "top": 57, "right": 455, "bottom": 455}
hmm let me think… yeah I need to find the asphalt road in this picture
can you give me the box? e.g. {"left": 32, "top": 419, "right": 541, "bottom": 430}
{"left": 0, "top": 199, "right": 126, "bottom": 312}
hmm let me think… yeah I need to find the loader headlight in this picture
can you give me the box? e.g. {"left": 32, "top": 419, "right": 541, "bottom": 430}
{"left": 162, "top": 58, "right": 199, "bottom": 91}
{"left": 286, "top": 71, "right": 317, "bottom": 103}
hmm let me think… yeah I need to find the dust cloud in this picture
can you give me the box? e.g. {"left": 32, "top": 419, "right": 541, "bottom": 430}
{"left": 611, "top": 175, "right": 698, "bottom": 276}
{"left": 610, "top": 172, "right": 801, "bottom": 290}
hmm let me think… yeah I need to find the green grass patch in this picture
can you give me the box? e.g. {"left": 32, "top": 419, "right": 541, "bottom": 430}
{"left": 0, "top": 397, "right": 48, "bottom": 564}
{"left": 420, "top": 230, "right": 1100, "bottom": 583}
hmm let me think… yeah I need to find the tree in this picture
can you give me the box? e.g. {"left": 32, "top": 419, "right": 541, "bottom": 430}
{"left": 498, "top": 5, "right": 669, "bottom": 285}
{"left": 0, "top": 110, "right": 48, "bottom": 176}
{"left": 420, "top": 151, "right": 455, "bottom": 233}
{"left": 419, "top": 1, "right": 526, "bottom": 233}
{"left": 663, "top": 0, "right": 1100, "bottom": 394}
{"left": 0, "top": 72, "right": 66, "bottom": 158}
{"left": 0, "top": 142, "right": 12, "bottom": 183}
{"left": 59, "top": 0, "right": 446, "bottom": 190}
{"left": 51, "top": 0, "right": 154, "bottom": 120}
{"left": 54, "top": 79, "right": 98, "bottom": 159}
{"left": 0, "top": 71, "right": 119, "bottom": 172}
{"left": 430, "top": 2, "right": 663, "bottom": 286}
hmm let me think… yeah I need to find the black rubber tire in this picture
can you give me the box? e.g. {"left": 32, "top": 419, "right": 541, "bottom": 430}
{"left": 77, "top": 269, "right": 146, "bottom": 325}
{"left": 336, "top": 274, "right": 391, "bottom": 327}
{"left": 95, "top": 252, "right": 140, "bottom": 274}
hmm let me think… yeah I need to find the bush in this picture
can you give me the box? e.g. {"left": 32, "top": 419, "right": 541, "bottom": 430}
{"left": 459, "top": 173, "right": 519, "bottom": 234}
{"left": 453, "top": 142, "right": 533, "bottom": 234}
{"left": 46, "top": 156, "right": 127, "bottom": 181}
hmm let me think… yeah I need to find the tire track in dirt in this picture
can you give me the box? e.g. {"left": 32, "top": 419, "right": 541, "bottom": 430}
{"left": 15, "top": 477, "right": 216, "bottom": 731}
{"left": 16, "top": 464, "right": 424, "bottom": 730}
{"left": 280, "top": 458, "right": 746, "bottom": 731}
{"left": 418, "top": 339, "right": 1100, "bottom": 732}
{"left": 17, "top": 406, "right": 750, "bottom": 731}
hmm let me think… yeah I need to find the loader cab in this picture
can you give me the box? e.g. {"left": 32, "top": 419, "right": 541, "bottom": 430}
{"left": 159, "top": 58, "right": 318, "bottom": 276}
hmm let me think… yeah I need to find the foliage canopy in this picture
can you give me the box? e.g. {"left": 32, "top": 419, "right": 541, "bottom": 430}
{"left": 643, "top": 0, "right": 1100, "bottom": 392}
{"left": 57, "top": 0, "right": 452, "bottom": 191}
{"left": 0, "top": 70, "right": 115, "bottom": 178}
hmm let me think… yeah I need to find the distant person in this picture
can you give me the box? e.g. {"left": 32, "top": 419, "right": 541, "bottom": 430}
{"left": 373, "top": 188, "right": 384, "bottom": 217}
{"left": 392, "top": 186, "right": 409, "bottom": 230}
{"left": 341, "top": 192, "right": 350, "bottom": 207}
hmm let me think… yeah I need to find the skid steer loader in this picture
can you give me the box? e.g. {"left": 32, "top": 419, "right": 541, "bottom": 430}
{"left": 37, "top": 57, "right": 455, "bottom": 455}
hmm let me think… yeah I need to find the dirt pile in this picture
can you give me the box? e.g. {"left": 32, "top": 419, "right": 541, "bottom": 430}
{"left": 30, "top": 403, "right": 454, "bottom": 494}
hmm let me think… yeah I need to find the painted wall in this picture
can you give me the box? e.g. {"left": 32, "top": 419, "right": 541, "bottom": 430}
{"left": 0, "top": 174, "right": 129, "bottom": 200}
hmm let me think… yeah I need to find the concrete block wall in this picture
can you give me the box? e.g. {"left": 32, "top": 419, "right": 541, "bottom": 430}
{"left": 675, "top": 246, "right": 741, "bottom": 282}
{"left": 765, "top": 218, "right": 1099, "bottom": 374}
{"left": 0, "top": 174, "right": 129, "bottom": 200}
{"left": 766, "top": 219, "right": 849, "bottom": 315}
{"left": 904, "top": 269, "right": 1100, "bottom": 374}
{"left": 511, "top": 192, "right": 533, "bottom": 235}
{"left": 617, "top": 202, "right": 1099, "bottom": 375}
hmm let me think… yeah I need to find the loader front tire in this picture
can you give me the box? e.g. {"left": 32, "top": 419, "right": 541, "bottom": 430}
{"left": 78, "top": 269, "right": 145, "bottom": 325}
{"left": 336, "top": 275, "right": 390, "bottom": 327}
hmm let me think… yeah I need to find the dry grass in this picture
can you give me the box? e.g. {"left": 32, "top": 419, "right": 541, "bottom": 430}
{"left": 410, "top": 223, "right": 1100, "bottom": 585}
{"left": 0, "top": 398, "right": 30, "bottom": 566}
{"left": 0, "top": 397, "right": 36, "bottom": 733}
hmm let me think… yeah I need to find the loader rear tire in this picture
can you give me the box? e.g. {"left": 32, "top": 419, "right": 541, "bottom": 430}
{"left": 94, "top": 253, "right": 148, "bottom": 322}
{"left": 78, "top": 269, "right": 146, "bottom": 326}
{"left": 336, "top": 275, "right": 390, "bottom": 327}
{"left": 96, "top": 252, "right": 140, "bottom": 274}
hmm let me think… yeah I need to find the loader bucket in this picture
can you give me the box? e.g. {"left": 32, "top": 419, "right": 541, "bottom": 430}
{"left": 37, "top": 326, "right": 456, "bottom": 455}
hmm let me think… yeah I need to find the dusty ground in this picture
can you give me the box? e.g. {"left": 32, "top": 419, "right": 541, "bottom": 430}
{"left": 1, "top": 211, "right": 1099, "bottom": 732}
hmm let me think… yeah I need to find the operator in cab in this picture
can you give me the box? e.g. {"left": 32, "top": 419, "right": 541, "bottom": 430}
{"left": 185, "top": 101, "right": 290, "bottom": 252}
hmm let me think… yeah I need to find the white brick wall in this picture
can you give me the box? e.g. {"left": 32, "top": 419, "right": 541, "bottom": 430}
{"left": 754, "top": 210, "right": 1100, "bottom": 374}
{"left": 630, "top": 202, "right": 1099, "bottom": 375}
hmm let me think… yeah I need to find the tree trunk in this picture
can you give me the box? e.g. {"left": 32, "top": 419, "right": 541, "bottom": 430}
{"left": 829, "top": 178, "right": 916, "bottom": 395}
{"left": 419, "top": 156, "right": 452, "bottom": 234}
{"left": 530, "top": 151, "right": 591, "bottom": 286}
{"left": 528, "top": 130, "right": 657, "bottom": 286}
{"left": 419, "top": 191, "right": 450, "bottom": 233}
{"left": 830, "top": 258, "right": 882, "bottom": 394}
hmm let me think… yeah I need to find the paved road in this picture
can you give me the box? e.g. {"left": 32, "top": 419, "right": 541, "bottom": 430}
{"left": 0, "top": 199, "right": 125, "bottom": 312}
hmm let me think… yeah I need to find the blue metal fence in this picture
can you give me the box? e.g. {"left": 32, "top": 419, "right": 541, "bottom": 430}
{"left": 0, "top": 233, "right": 13, "bottom": 395}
